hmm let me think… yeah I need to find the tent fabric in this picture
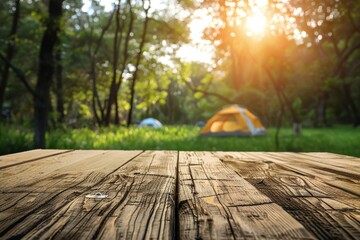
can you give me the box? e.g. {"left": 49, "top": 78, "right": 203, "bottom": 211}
{"left": 139, "top": 118, "right": 163, "bottom": 128}
{"left": 200, "top": 105, "right": 266, "bottom": 136}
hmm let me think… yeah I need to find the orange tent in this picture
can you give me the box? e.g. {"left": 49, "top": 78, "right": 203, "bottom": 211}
{"left": 200, "top": 105, "right": 266, "bottom": 136}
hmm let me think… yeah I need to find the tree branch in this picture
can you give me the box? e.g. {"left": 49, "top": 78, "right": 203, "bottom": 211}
{"left": 94, "top": 9, "right": 115, "bottom": 55}
{"left": 116, "top": 0, "right": 134, "bottom": 88}
{"left": 348, "top": 15, "right": 360, "bottom": 33}
{"left": 181, "top": 78, "right": 233, "bottom": 104}
{"left": 333, "top": 42, "right": 360, "bottom": 77}
{"left": 0, "top": 53, "right": 36, "bottom": 97}
{"left": 330, "top": 35, "right": 341, "bottom": 58}
{"left": 346, "top": 3, "right": 360, "bottom": 33}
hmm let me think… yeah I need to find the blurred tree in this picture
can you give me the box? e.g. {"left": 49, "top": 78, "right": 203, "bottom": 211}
{"left": 34, "top": 0, "right": 64, "bottom": 148}
{"left": 127, "top": 0, "right": 151, "bottom": 127}
{"left": 70, "top": 1, "right": 114, "bottom": 125}
{"left": 74, "top": 0, "right": 189, "bottom": 126}
{"left": 0, "top": 0, "right": 45, "bottom": 123}
{"left": 0, "top": 0, "right": 20, "bottom": 120}
{"left": 291, "top": 0, "right": 360, "bottom": 126}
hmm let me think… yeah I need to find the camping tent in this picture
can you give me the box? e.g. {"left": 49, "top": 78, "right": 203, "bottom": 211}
{"left": 200, "top": 105, "right": 266, "bottom": 136}
{"left": 139, "top": 118, "right": 163, "bottom": 128}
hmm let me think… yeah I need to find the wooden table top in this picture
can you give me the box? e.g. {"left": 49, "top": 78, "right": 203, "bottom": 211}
{"left": 0, "top": 150, "right": 359, "bottom": 239}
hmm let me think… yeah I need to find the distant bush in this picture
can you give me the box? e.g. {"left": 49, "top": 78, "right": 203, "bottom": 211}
{"left": 0, "top": 124, "right": 33, "bottom": 155}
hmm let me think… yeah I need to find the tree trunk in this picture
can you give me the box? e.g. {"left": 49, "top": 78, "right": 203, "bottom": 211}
{"left": 275, "top": 106, "right": 284, "bottom": 151}
{"left": 55, "top": 46, "right": 64, "bottom": 123}
{"left": 115, "top": 99, "right": 120, "bottom": 125}
{"left": 315, "top": 91, "right": 328, "bottom": 127}
{"left": 105, "top": 82, "right": 117, "bottom": 125}
{"left": 105, "top": 1, "right": 122, "bottom": 126}
{"left": 34, "top": 0, "right": 63, "bottom": 148}
{"left": 0, "top": 0, "right": 20, "bottom": 120}
{"left": 104, "top": 0, "right": 134, "bottom": 126}
{"left": 166, "top": 79, "right": 174, "bottom": 124}
{"left": 343, "top": 83, "right": 360, "bottom": 127}
{"left": 263, "top": 65, "right": 302, "bottom": 136}
{"left": 229, "top": 41, "right": 241, "bottom": 89}
{"left": 90, "top": 58, "right": 101, "bottom": 125}
{"left": 127, "top": 2, "right": 150, "bottom": 127}
{"left": 87, "top": 10, "right": 114, "bottom": 126}
{"left": 278, "top": 87, "right": 301, "bottom": 135}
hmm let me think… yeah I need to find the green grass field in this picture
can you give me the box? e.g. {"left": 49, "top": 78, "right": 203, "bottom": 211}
{"left": 1, "top": 125, "right": 359, "bottom": 157}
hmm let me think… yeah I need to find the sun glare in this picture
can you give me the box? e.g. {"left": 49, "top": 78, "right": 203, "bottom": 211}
{"left": 244, "top": 0, "right": 269, "bottom": 36}
{"left": 246, "top": 14, "right": 267, "bottom": 35}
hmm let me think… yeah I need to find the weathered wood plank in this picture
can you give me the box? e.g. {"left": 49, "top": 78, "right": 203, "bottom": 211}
{"left": 302, "top": 152, "right": 359, "bottom": 160}
{"left": 0, "top": 150, "right": 108, "bottom": 191}
{"left": 267, "top": 152, "right": 360, "bottom": 177}
{"left": 0, "top": 150, "right": 177, "bottom": 240}
{"left": 0, "top": 149, "right": 71, "bottom": 169}
{"left": 223, "top": 151, "right": 360, "bottom": 197}
{"left": 0, "top": 150, "right": 142, "bottom": 239}
{"left": 214, "top": 152, "right": 360, "bottom": 240}
{"left": 1, "top": 150, "right": 358, "bottom": 239}
{"left": 253, "top": 152, "right": 360, "bottom": 196}
{"left": 178, "top": 151, "right": 314, "bottom": 239}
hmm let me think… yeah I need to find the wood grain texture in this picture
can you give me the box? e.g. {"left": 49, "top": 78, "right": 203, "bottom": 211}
{"left": 254, "top": 152, "right": 360, "bottom": 196}
{"left": 178, "top": 151, "right": 314, "bottom": 239}
{"left": 80, "top": 150, "right": 177, "bottom": 240}
{"left": 214, "top": 152, "right": 360, "bottom": 240}
{"left": 1, "top": 150, "right": 359, "bottom": 240}
{"left": 0, "top": 150, "right": 143, "bottom": 239}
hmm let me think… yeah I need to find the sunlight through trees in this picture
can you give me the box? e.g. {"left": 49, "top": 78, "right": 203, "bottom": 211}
{"left": 0, "top": 0, "right": 359, "bottom": 147}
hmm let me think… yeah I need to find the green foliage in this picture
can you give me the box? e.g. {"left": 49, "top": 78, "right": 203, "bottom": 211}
{"left": 0, "top": 124, "right": 33, "bottom": 155}
{"left": 1, "top": 125, "right": 359, "bottom": 157}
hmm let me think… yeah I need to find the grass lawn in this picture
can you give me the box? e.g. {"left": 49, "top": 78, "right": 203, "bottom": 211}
{"left": 1, "top": 125, "right": 359, "bottom": 157}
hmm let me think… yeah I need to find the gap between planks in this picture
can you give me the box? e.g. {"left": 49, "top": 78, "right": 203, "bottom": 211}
{"left": 0, "top": 149, "right": 73, "bottom": 170}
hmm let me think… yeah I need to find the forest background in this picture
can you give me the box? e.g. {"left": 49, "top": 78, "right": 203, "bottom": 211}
{"left": 0, "top": 0, "right": 359, "bottom": 156}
